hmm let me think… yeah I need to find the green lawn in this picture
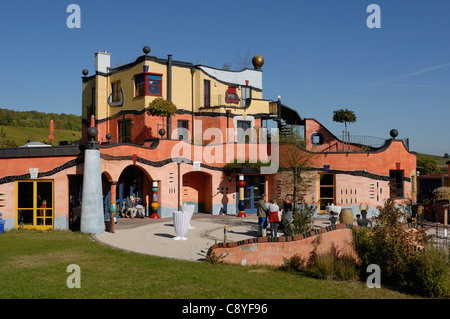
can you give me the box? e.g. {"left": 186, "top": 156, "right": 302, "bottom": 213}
{"left": 0, "top": 229, "right": 419, "bottom": 299}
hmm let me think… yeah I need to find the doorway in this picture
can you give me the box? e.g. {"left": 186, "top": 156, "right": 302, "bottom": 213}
{"left": 16, "top": 180, "right": 54, "bottom": 230}
{"left": 238, "top": 175, "right": 265, "bottom": 214}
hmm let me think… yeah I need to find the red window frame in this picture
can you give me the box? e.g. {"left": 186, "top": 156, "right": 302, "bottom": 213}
{"left": 134, "top": 72, "right": 163, "bottom": 97}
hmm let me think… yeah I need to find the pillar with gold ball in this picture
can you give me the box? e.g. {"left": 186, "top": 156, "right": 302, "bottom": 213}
{"left": 237, "top": 175, "right": 246, "bottom": 217}
{"left": 80, "top": 124, "right": 105, "bottom": 234}
{"left": 252, "top": 55, "right": 264, "bottom": 70}
{"left": 150, "top": 181, "right": 160, "bottom": 219}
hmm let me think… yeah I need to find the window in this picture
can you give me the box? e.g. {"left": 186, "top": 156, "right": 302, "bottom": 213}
{"left": 204, "top": 80, "right": 210, "bottom": 107}
{"left": 318, "top": 173, "right": 335, "bottom": 213}
{"left": 389, "top": 170, "right": 404, "bottom": 198}
{"left": 135, "top": 75, "right": 145, "bottom": 97}
{"left": 111, "top": 82, "right": 121, "bottom": 102}
{"left": 87, "top": 87, "right": 96, "bottom": 120}
{"left": 119, "top": 119, "right": 132, "bottom": 143}
{"left": 92, "top": 87, "right": 96, "bottom": 109}
{"left": 135, "top": 73, "right": 162, "bottom": 97}
{"left": 147, "top": 74, "right": 162, "bottom": 95}
{"left": 237, "top": 120, "right": 251, "bottom": 143}
{"left": 177, "top": 120, "right": 189, "bottom": 141}
{"left": 241, "top": 86, "right": 251, "bottom": 107}
{"left": 311, "top": 132, "right": 324, "bottom": 146}
{"left": 16, "top": 180, "right": 53, "bottom": 230}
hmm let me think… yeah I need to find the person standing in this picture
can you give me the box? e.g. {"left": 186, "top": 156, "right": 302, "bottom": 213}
{"left": 268, "top": 199, "right": 281, "bottom": 238}
{"left": 283, "top": 195, "right": 292, "bottom": 213}
{"left": 257, "top": 194, "right": 269, "bottom": 237}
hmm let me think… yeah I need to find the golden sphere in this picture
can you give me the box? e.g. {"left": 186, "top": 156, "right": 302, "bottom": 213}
{"left": 252, "top": 55, "right": 264, "bottom": 70}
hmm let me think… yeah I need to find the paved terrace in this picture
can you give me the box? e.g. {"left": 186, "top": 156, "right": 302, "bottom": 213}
{"left": 94, "top": 214, "right": 441, "bottom": 262}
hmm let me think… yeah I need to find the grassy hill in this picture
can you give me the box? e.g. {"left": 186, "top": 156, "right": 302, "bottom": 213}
{"left": 417, "top": 153, "right": 449, "bottom": 165}
{"left": 417, "top": 153, "right": 449, "bottom": 172}
{"left": 0, "top": 125, "right": 81, "bottom": 147}
{"left": 0, "top": 107, "right": 82, "bottom": 147}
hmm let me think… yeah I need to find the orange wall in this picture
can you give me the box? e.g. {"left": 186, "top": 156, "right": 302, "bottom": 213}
{"left": 0, "top": 155, "right": 81, "bottom": 224}
{"left": 208, "top": 225, "right": 357, "bottom": 267}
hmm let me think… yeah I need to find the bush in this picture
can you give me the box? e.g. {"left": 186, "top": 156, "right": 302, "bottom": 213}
{"left": 283, "top": 203, "right": 315, "bottom": 236}
{"left": 282, "top": 244, "right": 360, "bottom": 282}
{"left": 353, "top": 199, "right": 449, "bottom": 297}
{"left": 353, "top": 200, "right": 428, "bottom": 286}
{"left": 307, "top": 244, "right": 360, "bottom": 281}
{"left": 409, "top": 248, "right": 450, "bottom": 298}
{"left": 147, "top": 98, "right": 177, "bottom": 118}
{"left": 205, "top": 252, "right": 226, "bottom": 265}
{"left": 281, "top": 254, "right": 306, "bottom": 272}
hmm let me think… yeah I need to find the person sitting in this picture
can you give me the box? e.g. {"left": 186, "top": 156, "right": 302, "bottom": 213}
{"left": 135, "top": 200, "right": 145, "bottom": 218}
{"left": 123, "top": 196, "right": 138, "bottom": 218}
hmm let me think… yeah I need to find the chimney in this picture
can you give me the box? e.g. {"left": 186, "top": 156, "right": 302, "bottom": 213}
{"left": 95, "top": 50, "right": 111, "bottom": 74}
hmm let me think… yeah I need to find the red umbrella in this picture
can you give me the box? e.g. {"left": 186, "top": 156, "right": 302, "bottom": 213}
{"left": 48, "top": 120, "right": 54, "bottom": 141}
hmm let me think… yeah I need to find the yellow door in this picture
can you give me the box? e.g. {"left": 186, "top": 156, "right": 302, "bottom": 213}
{"left": 16, "top": 180, "right": 54, "bottom": 230}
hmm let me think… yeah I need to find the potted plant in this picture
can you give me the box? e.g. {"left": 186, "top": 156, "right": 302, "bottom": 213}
{"left": 147, "top": 98, "right": 177, "bottom": 137}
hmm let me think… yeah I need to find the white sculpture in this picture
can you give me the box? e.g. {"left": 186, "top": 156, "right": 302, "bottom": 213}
{"left": 182, "top": 203, "right": 195, "bottom": 230}
{"left": 172, "top": 211, "right": 190, "bottom": 240}
{"left": 326, "top": 204, "right": 341, "bottom": 214}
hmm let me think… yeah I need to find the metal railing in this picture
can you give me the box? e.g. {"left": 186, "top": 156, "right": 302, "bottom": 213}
{"left": 203, "top": 95, "right": 247, "bottom": 108}
{"left": 337, "top": 134, "right": 387, "bottom": 148}
{"left": 428, "top": 224, "right": 449, "bottom": 255}
{"left": 336, "top": 134, "right": 410, "bottom": 151}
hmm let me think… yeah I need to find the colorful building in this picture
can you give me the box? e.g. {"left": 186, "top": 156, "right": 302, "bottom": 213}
{"left": 295, "top": 119, "right": 417, "bottom": 217}
{"left": 0, "top": 46, "right": 417, "bottom": 231}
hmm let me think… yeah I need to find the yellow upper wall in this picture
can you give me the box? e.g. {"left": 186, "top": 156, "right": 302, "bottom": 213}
{"left": 82, "top": 53, "right": 273, "bottom": 121}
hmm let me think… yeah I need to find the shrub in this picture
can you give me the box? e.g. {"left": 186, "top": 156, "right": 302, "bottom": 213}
{"left": 147, "top": 98, "right": 177, "bottom": 118}
{"left": 281, "top": 254, "right": 306, "bottom": 272}
{"left": 283, "top": 243, "right": 360, "bottom": 281}
{"left": 353, "top": 199, "right": 429, "bottom": 286}
{"left": 352, "top": 199, "right": 450, "bottom": 297}
{"left": 283, "top": 203, "right": 315, "bottom": 236}
{"left": 307, "top": 244, "right": 360, "bottom": 281}
{"left": 409, "top": 248, "right": 450, "bottom": 298}
{"left": 205, "top": 252, "right": 226, "bottom": 265}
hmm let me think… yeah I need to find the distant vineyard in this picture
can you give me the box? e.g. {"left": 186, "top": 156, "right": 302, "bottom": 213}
{"left": 0, "top": 108, "right": 81, "bottom": 131}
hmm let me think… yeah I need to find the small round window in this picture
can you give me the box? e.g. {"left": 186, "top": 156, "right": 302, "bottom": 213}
{"left": 311, "top": 132, "right": 324, "bottom": 145}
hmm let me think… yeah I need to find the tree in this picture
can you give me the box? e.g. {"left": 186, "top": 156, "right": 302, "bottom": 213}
{"left": 417, "top": 157, "right": 440, "bottom": 175}
{"left": 278, "top": 126, "right": 317, "bottom": 235}
{"left": 147, "top": 98, "right": 177, "bottom": 136}
{"left": 332, "top": 109, "right": 356, "bottom": 150}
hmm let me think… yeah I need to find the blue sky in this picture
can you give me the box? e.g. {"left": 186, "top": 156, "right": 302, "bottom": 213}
{"left": 0, "top": 0, "right": 449, "bottom": 156}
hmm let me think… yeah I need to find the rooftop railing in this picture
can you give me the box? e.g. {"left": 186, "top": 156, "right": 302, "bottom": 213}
{"left": 336, "top": 134, "right": 410, "bottom": 151}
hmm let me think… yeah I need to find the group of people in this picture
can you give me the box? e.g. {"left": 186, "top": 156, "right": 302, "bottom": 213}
{"left": 256, "top": 194, "right": 293, "bottom": 238}
{"left": 121, "top": 195, "right": 146, "bottom": 219}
